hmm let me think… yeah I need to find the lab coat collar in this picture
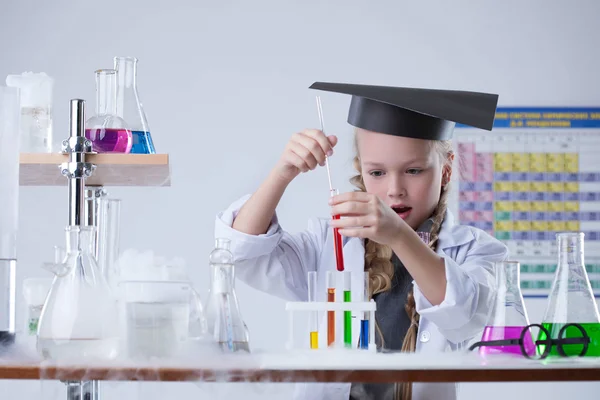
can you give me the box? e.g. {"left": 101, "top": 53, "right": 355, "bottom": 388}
{"left": 436, "top": 210, "right": 474, "bottom": 251}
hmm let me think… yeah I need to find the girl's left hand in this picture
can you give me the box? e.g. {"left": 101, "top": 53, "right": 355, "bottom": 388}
{"left": 329, "top": 192, "right": 405, "bottom": 245}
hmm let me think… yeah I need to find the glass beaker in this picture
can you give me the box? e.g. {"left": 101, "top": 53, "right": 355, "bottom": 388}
{"left": 22, "top": 278, "right": 53, "bottom": 337}
{"left": 85, "top": 69, "right": 133, "bottom": 153}
{"left": 120, "top": 281, "right": 193, "bottom": 359}
{"left": 478, "top": 261, "right": 535, "bottom": 356}
{"left": 37, "top": 226, "right": 119, "bottom": 360}
{"left": 5, "top": 72, "right": 53, "bottom": 153}
{"left": 539, "top": 232, "right": 600, "bottom": 357}
{"left": 205, "top": 238, "right": 250, "bottom": 352}
{"left": 114, "top": 56, "right": 155, "bottom": 154}
{"left": 0, "top": 86, "right": 20, "bottom": 347}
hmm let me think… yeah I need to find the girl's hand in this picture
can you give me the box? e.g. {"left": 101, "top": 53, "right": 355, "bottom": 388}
{"left": 272, "top": 129, "right": 338, "bottom": 184}
{"left": 329, "top": 192, "right": 406, "bottom": 245}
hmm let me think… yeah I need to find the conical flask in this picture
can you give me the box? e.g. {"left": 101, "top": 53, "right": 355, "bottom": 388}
{"left": 114, "top": 56, "right": 155, "bottom": 154}
{"left": 539, "top": 232, "right": 600, "bottom": 357}
{"left": 479, "top": 261, "right": 534, "bottom": 356}
{"left": 37, "top": 226, "right": 119, "bottom": 360}
{"left": 205, "top": 238, "right": 250, "bottom": 352}
{"left": 85, "top": 69, "right": 132, "bottom": 153}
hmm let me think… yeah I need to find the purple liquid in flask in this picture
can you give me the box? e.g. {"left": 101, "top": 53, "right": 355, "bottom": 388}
{"left": 480, "top": 326, "right": 535, "bottom": 356}
{"left": 85, "top": 128, "right": 132, "bottom": 153}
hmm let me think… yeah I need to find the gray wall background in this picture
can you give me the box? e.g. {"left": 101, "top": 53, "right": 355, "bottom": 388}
{"left": 1, "top": 0, "right": 600, "bottom": 398}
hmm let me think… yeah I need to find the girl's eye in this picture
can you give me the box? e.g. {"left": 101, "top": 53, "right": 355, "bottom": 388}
{"left": 406, "top": 168, "right": 422, "bottom": 175}
{"left": 369, "top": 170, "right": 384, "bottom": 177}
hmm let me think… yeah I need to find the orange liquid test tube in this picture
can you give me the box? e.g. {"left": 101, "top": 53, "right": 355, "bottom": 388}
{"left": 327, "top": 271, "right": 335, "bottom": 347}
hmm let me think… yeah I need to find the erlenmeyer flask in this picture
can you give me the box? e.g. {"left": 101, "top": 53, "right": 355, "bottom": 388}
{"left": 85, "top": 69, "right": 132, "bottom": 153}
{"left": 205, "top": 238, "right": 250, "bottom": 352}
{"left": 479, "top": 261, "right": 534, "bottom": 356}
{"left": 37, "top": 226, "right": 119, "bottom": 360}
{"left": 539, "top": 232, "right": 600, "bottom": 357}
{"left": 114, "top": 56, "right": 155, "bottom": 154}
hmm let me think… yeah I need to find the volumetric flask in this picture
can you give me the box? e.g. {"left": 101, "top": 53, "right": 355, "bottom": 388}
{"left": 120, "top": 281, "right": 192, "bottom": 359}
{"left": 114, "top": 56, "right": 155, "bottom": 154}
{"left": 205, "top": 238, "right": 250, "bottom": 352}
{"left": 539, "top": 232, "right": 600, "bottom": 357}
{"left": 85, "top": 69, "right": 132, "bottom": 153}
{"left": 473, "top": 261, "right": 535, "bottom": 357}
{"left": 37, "top": 226, "right": 119, "bottom": 360}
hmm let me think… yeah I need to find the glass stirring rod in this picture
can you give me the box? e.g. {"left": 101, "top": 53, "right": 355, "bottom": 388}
{"left": 316, "top": 96, "right": 345, "bottom": 272}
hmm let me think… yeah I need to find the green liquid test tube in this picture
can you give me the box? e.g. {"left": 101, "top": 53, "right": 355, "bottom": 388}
{"left": 343, "top": 271, "right": 352, "bottom": 348}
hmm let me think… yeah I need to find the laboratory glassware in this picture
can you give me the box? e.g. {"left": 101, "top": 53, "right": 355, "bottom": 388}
{"left": 205, "top": 238, "right": 250, "bottom": 352}
{"left": 0, "top": 86, "right": 20, "bottom": 347}
{"left": 37, "top": 226, "right": 120, "bottom": 360}
{"left": 114, "top": 56, "right": 155, "bottom": 154}
{"left": 85, "top": 69, "right": 132, "bottom": 153}
{"left": 539, "top": 233, "right": 600, "bottom": 357}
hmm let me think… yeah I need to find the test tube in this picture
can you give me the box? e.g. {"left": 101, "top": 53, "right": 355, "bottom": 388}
{"left": 359, "top": 271, "right": 370, "bottom": 349}
{"left": 330, "top": 189, "right": 345, "bottom": 272}
{"left": 343, "top": 271, "right": 352, "bottom": 348}
{"left": 326, "top": 271, "right": 335, "bottom": 347}
{"left": 308, "top": 271, "right": 318, "bottom": 349}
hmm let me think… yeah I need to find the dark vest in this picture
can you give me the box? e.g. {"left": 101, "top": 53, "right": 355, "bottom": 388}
{"left": 350, "top": 220, "right": 433, "bottom": 400}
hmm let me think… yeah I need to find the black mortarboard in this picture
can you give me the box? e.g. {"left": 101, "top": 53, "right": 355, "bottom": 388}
{"left": 309, "top": 82, "right": 499, "bottom": 140}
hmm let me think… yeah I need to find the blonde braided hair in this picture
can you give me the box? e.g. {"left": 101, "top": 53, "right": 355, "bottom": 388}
{"left": 350, "top": 134, "right": 453, "bottom": 400}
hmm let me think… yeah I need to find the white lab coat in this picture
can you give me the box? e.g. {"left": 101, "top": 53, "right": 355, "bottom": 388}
{"left": 214, "top": 194, "right": 509, "bottom": 400}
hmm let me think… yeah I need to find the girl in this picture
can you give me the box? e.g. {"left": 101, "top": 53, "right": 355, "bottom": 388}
{"left": 214, "top": 82, "right": 509, "bottom": 400}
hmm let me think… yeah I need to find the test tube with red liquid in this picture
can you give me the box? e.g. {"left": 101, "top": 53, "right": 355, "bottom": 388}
{"left": 330, "top": 189, "right": 345, "bottom": 272}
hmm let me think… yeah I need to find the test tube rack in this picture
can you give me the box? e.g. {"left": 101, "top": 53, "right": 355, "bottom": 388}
{"left": 285, "top": 300, "right": 377, "bottom": 352}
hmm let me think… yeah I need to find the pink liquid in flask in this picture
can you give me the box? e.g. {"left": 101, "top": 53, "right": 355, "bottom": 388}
{"left": 480, "top": 326, "right": 535, "bottom": 357}
{"left": 85, "top": 128, "right": 132, "bottom": 153}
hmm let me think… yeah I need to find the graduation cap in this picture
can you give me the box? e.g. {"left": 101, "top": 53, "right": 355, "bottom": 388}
{"left": 309, "top": 82, "right": 499, "bottom": 141}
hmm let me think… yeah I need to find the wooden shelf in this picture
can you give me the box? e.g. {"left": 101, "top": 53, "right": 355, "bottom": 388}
{"left": 19, "top": 153, "right": 171, "bottom": 187}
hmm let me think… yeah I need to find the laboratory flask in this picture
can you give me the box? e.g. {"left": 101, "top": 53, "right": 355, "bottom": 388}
{"left": 85, "top": 69, "right": 132, "bottom": 153}
{"left": 539, "top": 232, "right": 600, "bottom": 357}
{"left": 205, "top": 238, "right": 250, "bottom": 352}
{"left": 114, "top": 56, "right": 155, "bottom": 154}
{"left": 37, "top": 226, "right": 119, "bottom": 360}
{"left": 477, "top": 261, "right": 535, "bottom": 357}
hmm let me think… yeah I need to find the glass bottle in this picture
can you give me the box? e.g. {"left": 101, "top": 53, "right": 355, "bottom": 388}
{"left": 539, "top": 232, "right": 600, "bottom": 357}
{"left": 114, "top": 56, "right": 155, "bottom": 154}
{"left": 205, "top": 238, "right": 250, "bottom": 352}
{"left": 37, "top": 226, "right": 119, "bottom": 360}
{"left": 0, "top": 86, "right": 20, "bottom": 347}
{"left": 85, "top": 69, "right": 132, "bottom": 153}
{"left": 479, "top": 261, "right": 534, "bottom": 356}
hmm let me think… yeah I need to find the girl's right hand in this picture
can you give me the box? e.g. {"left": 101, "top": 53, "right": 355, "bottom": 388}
{"left": 272, "top": 129, "right": 338, "bottom": 184}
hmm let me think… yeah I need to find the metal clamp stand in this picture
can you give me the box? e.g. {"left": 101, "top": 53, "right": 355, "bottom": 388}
{"left": 59, "top": 99, "right": 100, "bottom": 400}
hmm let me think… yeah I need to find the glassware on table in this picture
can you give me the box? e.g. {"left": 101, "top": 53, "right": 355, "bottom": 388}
{"left": 37, "top": 226, "right": 120, "bottom": 360}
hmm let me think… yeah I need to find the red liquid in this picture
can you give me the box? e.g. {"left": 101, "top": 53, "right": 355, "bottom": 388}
{"left": 332, "top": 215, "right": 345, "bottom": 271}
{"left": 480, "top": 326, "right": 535, "bottom": 356}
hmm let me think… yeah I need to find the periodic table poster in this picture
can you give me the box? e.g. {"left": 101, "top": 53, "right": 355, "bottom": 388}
{"left": 451, "top": 107, "right": 600, "bottom": 298}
